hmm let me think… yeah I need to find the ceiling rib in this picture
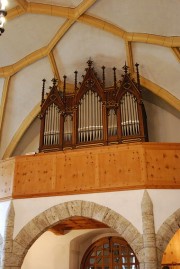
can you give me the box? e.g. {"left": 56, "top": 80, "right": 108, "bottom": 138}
{"left": 7, "top": 6, "right": 25, "bottom": 20}
{"left": 6, "top": 4, "right": 180, "bottom": 47}
{"left": 171, "top": 47, "right": 180, "bottom": 62}
{"left": 28, "top": 3, "right": 73, "bottom": 18}
{"left": 15, "top": 0, "right": 28, "bottom": 11}
{"left": 1, "top": 1, "right": 179, "bottom": 159}
{"left": 48, "top": 51, "right": 61, "bottom": 84}
{"left": 0, "top": 77, "right": 10, "bottom": 143}
{"left": 125, "top": 41, "right": 134, "bottom": 74}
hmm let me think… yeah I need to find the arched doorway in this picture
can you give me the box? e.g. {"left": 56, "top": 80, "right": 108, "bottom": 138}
{"left": 81, "top": 236, "right": 139, "bottom": 269}
{"left": 7, "top": 200, "right": 143, "bottom": 268}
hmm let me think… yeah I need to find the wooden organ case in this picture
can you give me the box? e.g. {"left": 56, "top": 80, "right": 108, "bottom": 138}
{"left": 39, "top": 60, "right": 148, "bottom": 152}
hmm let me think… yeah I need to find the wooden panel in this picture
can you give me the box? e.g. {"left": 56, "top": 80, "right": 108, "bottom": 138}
{"left": 144, "top": 144, "right": 180, "bottom": 187}
{"left": 98, "top": 147, "right": 144, "bottom": 189}
{"left": 49, "top": 216, "right": 108, "bottom": 235}
{"left": 162, "top": 229, "right": 180, "bottom": 268}
{"left": 0, "top": 158, "right": 15, "bottom": 199}
{"left": 12, "top": 143, "right": 147, "bottom": 198}
{"left": 0, "top": 143, "right": 180, "bottom": 199}
{"left": 14, "top": 154, "right": 57, "bottom": 195}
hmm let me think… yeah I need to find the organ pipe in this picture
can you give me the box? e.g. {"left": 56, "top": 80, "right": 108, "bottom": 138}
{"left": 78, "top": 90, "right": 103, "bottom": 143}
{"left": 39, "top": 60, "right": 148, "bottom": 152}
{"left": 120, "top": 92, "right": 140, "bottom": 137}
{"left": 44, "top": 103, "right": 60, "bottom": 146}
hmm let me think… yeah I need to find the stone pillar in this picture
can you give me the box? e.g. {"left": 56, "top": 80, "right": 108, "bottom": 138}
{"left": 0, "top": 201, "right": 16, "bottom": 269}
{"left": 141, "top": 190, "right": 158, "bottom": 269}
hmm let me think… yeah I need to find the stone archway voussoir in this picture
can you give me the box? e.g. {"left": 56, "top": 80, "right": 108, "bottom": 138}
{"left": 91, "top": 203, "right": 109, "bottom": 222}
{"left": 65, "top": 200, "right": 82, "bottom": 217}
{"left": 81, "top": 201, "right": 95, "bottom": 218}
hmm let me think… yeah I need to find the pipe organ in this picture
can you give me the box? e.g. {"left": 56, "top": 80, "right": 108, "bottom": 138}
{"left": 39, "top": 60, "right": 148, "bottom": 152}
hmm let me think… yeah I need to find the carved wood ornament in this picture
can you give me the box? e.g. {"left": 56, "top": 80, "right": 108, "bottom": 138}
{"left": 39, "top": 60, "right": 148, "bottom": 152}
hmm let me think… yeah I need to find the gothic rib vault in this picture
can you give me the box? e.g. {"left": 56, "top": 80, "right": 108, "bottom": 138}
{"left": 0, "top": 0, "right": 180, "bottom": 159}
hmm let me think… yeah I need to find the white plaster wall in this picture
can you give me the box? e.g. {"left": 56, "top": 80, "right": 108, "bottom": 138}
{"left": 13, "top": 189, "right": 180, "bottom": 238}
{"left": 133, "top": 43, "right": 180, "bottom": 99}
{"left": 148, "top": 190, "right": 180, "bottom": 233}
{"left": 144, "top": 99, "right": 180, "bottom": 142}
{"left": 13, "top": 118, "right": 40, "bottom": 156}
{"left": 22, "top": 228, "right": 118, "bottom": 269}
{"left": 0, "top": 57, "right": 53, "bottom": 159}
{"left": 0, "top": 200, "right": 11, "bottom": 238}
{"left": 13, "top": 190, "right": 144, "bottom": 237}
{"left": 21, "top": 230, "right": 85, "bottom": 269}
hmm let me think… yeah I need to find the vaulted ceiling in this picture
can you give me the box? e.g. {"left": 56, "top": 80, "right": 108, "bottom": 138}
{"left": 0, "top": 0, "right": 180, "bottom": 159}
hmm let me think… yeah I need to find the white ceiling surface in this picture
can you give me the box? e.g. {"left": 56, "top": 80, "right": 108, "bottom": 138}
{"left": 88, "top": 0, "right": 180, "bottom": 36}
{"left": 133, "top": 43, "right": 180, "bottom": 99}
{"left": 1, "top": 14, "right": 66, "bottom": 67}
{"left": 0, "top": 58, "right": 53, "bottom": 158}
{"left": 0, "top": 0, "right": 180, "bottom": 159}
{"left": 54, "top": 22, "right": 125, "bottom": 85}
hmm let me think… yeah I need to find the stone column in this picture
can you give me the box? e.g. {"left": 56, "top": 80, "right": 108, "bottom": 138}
{"left": 141, "top": 190, "right": 158, "bottom": 269}
{"left": 0, "top": 201, "right": 17, "bottom": 269}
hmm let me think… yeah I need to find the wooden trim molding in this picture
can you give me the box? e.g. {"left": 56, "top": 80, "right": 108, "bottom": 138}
{"left": 0, "top": 77, "right": 10, "bottom": 142}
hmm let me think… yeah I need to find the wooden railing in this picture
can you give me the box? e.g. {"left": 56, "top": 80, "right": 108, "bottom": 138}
{"left": 0, "top": 142, "right": 179, "bottom": 199}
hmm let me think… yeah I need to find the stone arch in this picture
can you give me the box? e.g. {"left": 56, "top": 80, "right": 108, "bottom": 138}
{"left": 10, "top": 200, "right": 144, "bottom": 268}
{"left": 156, "top": 208, "right": 180, "bottom": 265}
{"left": 0, "top": 233, "right": 3, "bottom": 266}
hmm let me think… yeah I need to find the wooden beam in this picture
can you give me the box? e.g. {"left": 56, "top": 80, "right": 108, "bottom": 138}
{"left": 15, "top": 0, "right": 28, "bottom": 11}
{"left": 48, "top": 51, "right": 61, "bottom": 84}
{"left": 0, "top": 47, "right": 48, "bottom": 77}
{"left": 171, "top": 47, "right": 180, "bottom": 62}
{"left": 125, "top": 41, "right": 134, "bottom": 73}
{"left": 0, "top": 77, "right": 10, "bottom": 143}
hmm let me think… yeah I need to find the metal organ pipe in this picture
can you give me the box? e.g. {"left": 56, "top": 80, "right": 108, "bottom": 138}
{"left": 120, "top": 92, "right": 140, "bottom": 137}
{"left": 43, "top": 103, "right": 60, "bottom": 146}
{"left": 78, "top": 90, "right": 103, "bottom": 143}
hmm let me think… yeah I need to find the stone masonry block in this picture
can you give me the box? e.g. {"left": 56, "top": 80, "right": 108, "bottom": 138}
{"left": 92, "top": 204, "right": 108, "bottom": 222}
{"left": 15, "top": 229, "right": 33, "bottom": 249}
{"left": 23, "top": 220, "right": 41, "bottom": 240}
{"left": 66, "top": 201, "right": 82, "bottom": 217}
{"left": 33, "top": 213, "right": 50, "bottom": 232}
{"left": 81, "top": 201, "right": 95, "bottom": 218}
{"left": 122, "top": 225, "right": 139, "bottom": 244}
{"left": 54, "top": 203, "right": 70, "bottom": 220}
{"left": 165, "top": 214, "right": 179, "bottom": 234}
{"left": 12, "top": 241, "right": 27, "bottom": 257}
{"left": 43, "top": 206, "right": 61, "bottom": 225}
{"left": 102, "top": 209, "right": 118, "bottom": 228}
{"left": 113, "top": 215, "right": 130, "bottom": 234}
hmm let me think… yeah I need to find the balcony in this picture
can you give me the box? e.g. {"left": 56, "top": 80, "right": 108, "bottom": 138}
{"left": 0, "top": 142, "right": 179, "bottom": 200}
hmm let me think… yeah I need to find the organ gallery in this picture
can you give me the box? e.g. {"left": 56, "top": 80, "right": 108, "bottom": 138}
{"left": 39, "top": 59, "right": 148, "bottom": 152}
